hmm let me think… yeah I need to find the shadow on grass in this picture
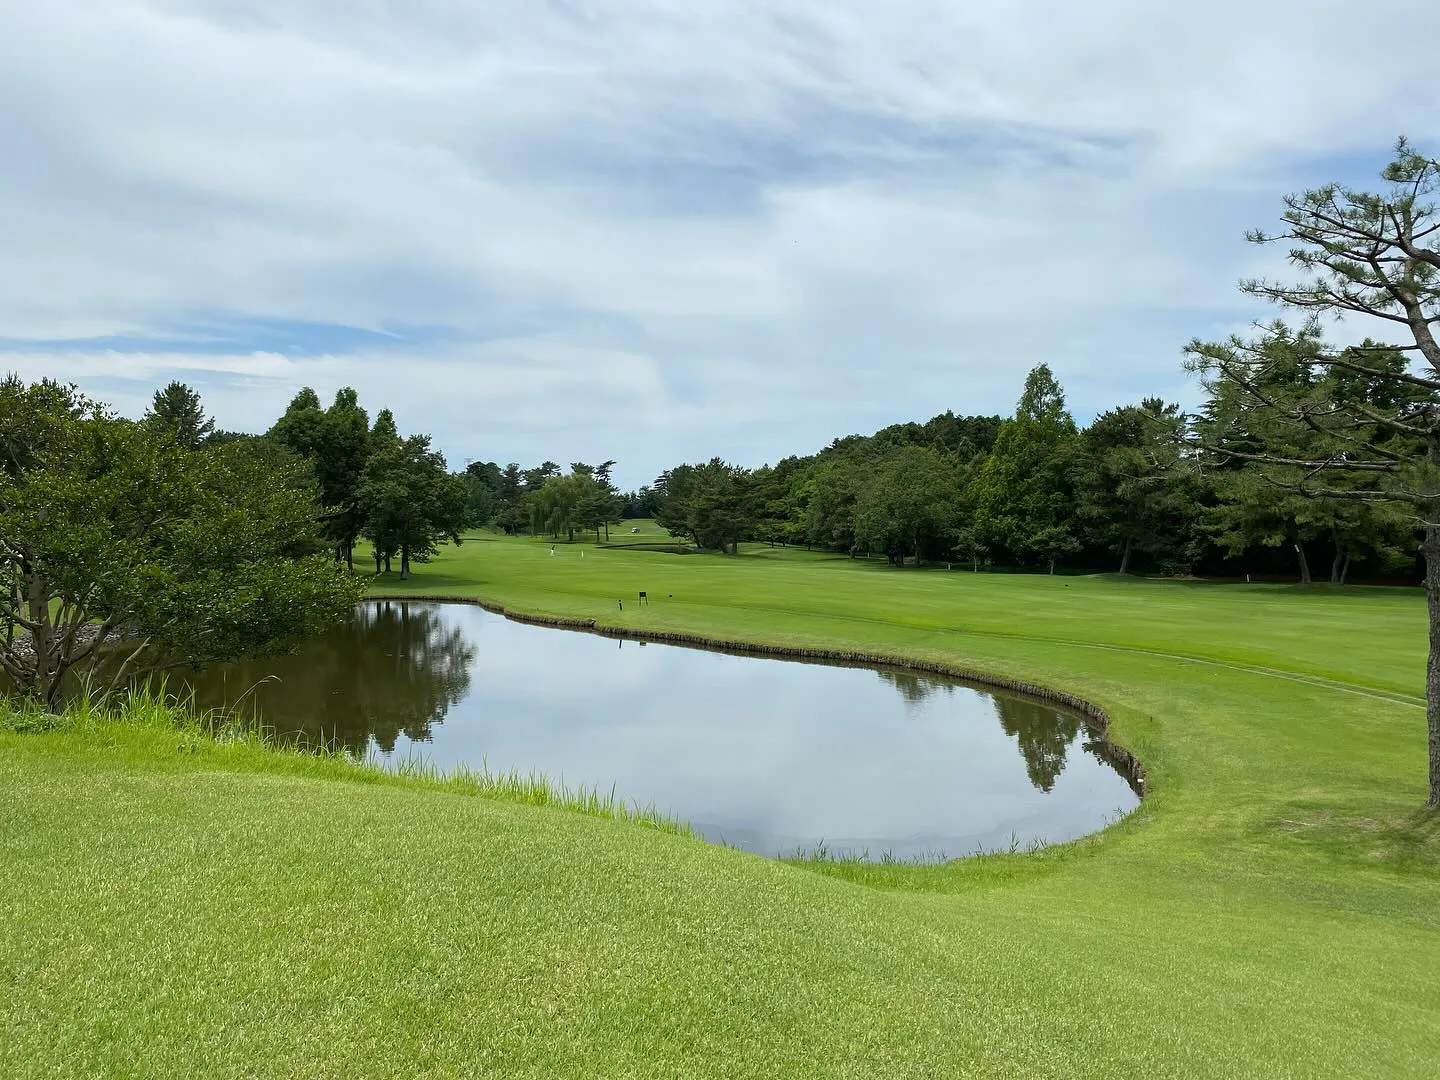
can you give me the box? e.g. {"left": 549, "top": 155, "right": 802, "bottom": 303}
{"left": 1266, "top": 805, "right": 1440, "bottom": 874}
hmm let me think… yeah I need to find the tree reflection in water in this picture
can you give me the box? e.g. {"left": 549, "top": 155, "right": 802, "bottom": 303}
{"left": 178, "top": 602, "right": 476, "bottom": 756}
{"left": 874, "top": 669, "right": 954, "bottom": 706}
{"left": 877, "top": 669, "right": 1098, "bottom": 794}
{"left": 991, "top": 695, "right": 1086, "bottom": 793}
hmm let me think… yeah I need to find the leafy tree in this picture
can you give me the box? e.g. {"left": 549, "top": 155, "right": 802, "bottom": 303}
{"left": 359, "top": 429, "right": 468, "bottom": 579}
{"left": 363, "top": 410, "right": 402, "bottom": 573}
{"left": 462, "top": 460, "right": 505, "bottom": 528}
{"left": 268, "top": 386, "right": 326, "bottom": 459}
{"left": 143, "top": 380, "right": 215, "bottom": 449}
{"left": 319, "top": 388, "right": 372, "bottom": 568}
{"left": 803, "top": 458, "right": 869, "bottom": 554}
{"left": 0, "top": 378, "right": 361, "bottom": 710}
{"left": 579, "top": 474, "right": 622, "bottom": 543}
{"left": 656, "top": 459, "right": 754, "bottom": 553}
{"left": 492, "top": 463, "right": 528, "bottom": 534}
{"left": 852, "top": 447, "right": 959, "bottom": 566}
{"left": 952, "top": 526, "right": 988, "bottom": 572}
{"left": 971, "top": 364, "right": 1080, "bottom": 567}
{"left": 1029, "top": 524, "right": 1082, "bottom": 576}
{"left": 522, "top": 461, "right": 561, "bottom": 492}
{"left": 1183, "top": 138, "right": 1440, "bottom": 806}
{"left": 531, "top": 472, "right": 586, "bottom": 541}
{"left": 268, "top": 386, "right": 373, "bottom": 568}
{"left": 1074, "top": 399, "right": 1197, "bottom": 574}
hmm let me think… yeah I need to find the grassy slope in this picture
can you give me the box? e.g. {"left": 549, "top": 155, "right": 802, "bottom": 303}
{"left": 3, "top": 533, "right": 1438, "bottom": 1078}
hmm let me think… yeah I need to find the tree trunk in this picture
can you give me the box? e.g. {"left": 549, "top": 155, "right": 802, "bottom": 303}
{"left": 1330, "top": 530, "right": 1344, "bottom": 585}
{"left": 1118, "top": 537, "right": 1132, "bottom": 575}
{"left": 1340, "top": 552, "right": 1352, "bottom": 586}
{"left": 373, "top": 549, "right": 382, "bottom": 575}
{"left": 1425, "top": 524, "right": 1440, "bottom": 808}
{"left": 1294, "top": 541, "right": 1312, "bottom": 585}
{"left": 383, "top": 552, "right": 391, "bottom": 574}
{"left": 1048, "top": 556, "right": 1055, "bottom": 575}
{"left": 399, "top": 545, "right": 410, "bottom": 580}
{"left": 346, "top": 542, "right": 354, "bottom": 572}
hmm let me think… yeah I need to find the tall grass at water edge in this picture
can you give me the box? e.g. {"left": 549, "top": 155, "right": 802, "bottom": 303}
{"left": 0, "top": 684, "right": 695, "bottom": 841}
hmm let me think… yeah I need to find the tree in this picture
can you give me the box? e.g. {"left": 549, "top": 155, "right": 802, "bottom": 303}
{"left": 1029, "top": 524, "right": 1081, "bottom": 576}
{"left": 462, "top": 460, "right": 504, "bottom": 528}
{"left": 364, "top": 410, "right": 402, "bottom": 573}
{"left": 1073, "top": 400, "right": 1198, "bottom": 574}
{"left": 971, "top": 364, "right": 1080, "bottom": 567}
{"left": 268, "top": 386, "right": 326, "bottom": 459}
{"left": 1183, "top": 138, "right": 1440, "bottom": 806}
{"left": 655, "top": 459, "right": 754, "bottom": 553}
{"left": 532, "top": 472, "right": 586, "bottom": 541}
{"left": 268, "top": 387, "right": 373, "bottom": 569}
{"left": 0, "top": 378, "right": 361, "bottom": 710}
{"left": 577, "top": 474, "right": 622, "bottom": 543}
{"left": 851, "top": 447, "right": 959, "bottom": 566}
{"left": 358, "top": 430, "right": 468, "bottom": 579}
{"left": 492, "top": 463, "right": 527, "bottom": 534}
{"left": 803, "top": 458, "right": 867, "bottom": 554}
{"left": 318, "top": 388, "right": 372, "bottom": 569}
{"left": 143, "top": 380, "right": 215, "bottom": 449}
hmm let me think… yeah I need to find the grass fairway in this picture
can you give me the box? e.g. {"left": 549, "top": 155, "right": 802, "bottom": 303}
{"left": 3, "top": 533, "right": 1439, "bottom": 1077}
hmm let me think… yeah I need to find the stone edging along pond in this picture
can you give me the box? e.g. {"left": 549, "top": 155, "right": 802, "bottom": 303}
{"left": 365, "top": 594, "right": 1149, "bottom": 801}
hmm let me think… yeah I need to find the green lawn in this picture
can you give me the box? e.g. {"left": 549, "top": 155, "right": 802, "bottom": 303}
{"left": 3, "top": 533, "right": 1438, "bottom": 1077}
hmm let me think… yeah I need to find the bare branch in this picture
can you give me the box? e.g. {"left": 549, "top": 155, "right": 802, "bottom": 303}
{"left": 1189, "top": 441, "right": 1397, "bottom": 472}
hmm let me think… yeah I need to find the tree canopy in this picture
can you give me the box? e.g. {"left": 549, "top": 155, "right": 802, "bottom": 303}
{"left": 0, "top": 377, "right": 361, "bottom": 709}
{"left": 1184, "top": 137, "right": 1440, "bottom": 806}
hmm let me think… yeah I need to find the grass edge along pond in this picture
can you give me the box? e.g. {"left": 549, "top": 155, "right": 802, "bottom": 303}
{"left": 3, "top": 532, "right": 1439, "bottom": 1078}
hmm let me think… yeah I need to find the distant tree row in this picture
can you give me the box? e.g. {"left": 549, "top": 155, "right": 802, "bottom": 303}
{"left": 460, "top": 458, "right": 641, "bottom": 543}
{"left": 630, "top": 358, "right": 1419, "bottom": 583}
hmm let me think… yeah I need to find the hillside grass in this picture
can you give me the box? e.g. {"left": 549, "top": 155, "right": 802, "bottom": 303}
{"left": 2, "top": 531, "right": 1438, "bottom": 1077}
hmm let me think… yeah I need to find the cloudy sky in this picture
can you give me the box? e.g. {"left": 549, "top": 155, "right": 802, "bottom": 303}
{"left": 3, "top": 1, "right": 1438, "bottom": 489}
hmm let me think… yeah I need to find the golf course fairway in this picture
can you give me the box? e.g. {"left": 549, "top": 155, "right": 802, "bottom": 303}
{"left": 3, "top": 533, "right": 1437, "bottom": 1078}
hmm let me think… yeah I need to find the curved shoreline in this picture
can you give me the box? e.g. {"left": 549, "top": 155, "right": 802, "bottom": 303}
{"left": 364, "top": 593, "right": 1149, "bottom": 800}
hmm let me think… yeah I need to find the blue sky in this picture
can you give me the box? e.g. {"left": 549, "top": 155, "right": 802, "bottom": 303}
{"left": 3, "top": 1, "right": 1439, "bottom": 490}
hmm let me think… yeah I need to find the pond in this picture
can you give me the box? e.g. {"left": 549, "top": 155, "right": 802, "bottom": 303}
{"left": 174, "top": 601, "right": 1139, "bottom": 860}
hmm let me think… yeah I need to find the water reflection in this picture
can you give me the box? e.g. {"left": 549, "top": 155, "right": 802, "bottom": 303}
{"left": 182, "top": 602, "right": 475, "bottom": 755}
{"left": 992, "top": 695, "right": 1082, "bottom": 794}
{"left": 875, "top": 669, "right": 954, "bottom": 706}
{"left": 162, "top": 601, "right": 1138, "bottom": 860}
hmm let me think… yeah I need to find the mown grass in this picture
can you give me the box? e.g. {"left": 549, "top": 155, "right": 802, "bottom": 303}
{"left": 2, "top": 532, "right": 1439, "bottom": 1077}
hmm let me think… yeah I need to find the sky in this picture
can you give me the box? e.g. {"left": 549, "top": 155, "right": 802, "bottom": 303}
{"left": 3, "top": 2, "right": 1439, "bottom": 491}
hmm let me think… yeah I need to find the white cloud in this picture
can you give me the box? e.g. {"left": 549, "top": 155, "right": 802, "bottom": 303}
{"left": 2, "top": 0, "right": 1438, "bottom": 486}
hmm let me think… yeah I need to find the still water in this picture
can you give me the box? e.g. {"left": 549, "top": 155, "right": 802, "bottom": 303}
{"left": 178, "top": 601, "right": 1139, "bottom": 860}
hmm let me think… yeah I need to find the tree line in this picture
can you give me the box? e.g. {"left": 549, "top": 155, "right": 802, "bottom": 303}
{"left": 604, "top": 355, "right": 1418, "bottom": 584}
